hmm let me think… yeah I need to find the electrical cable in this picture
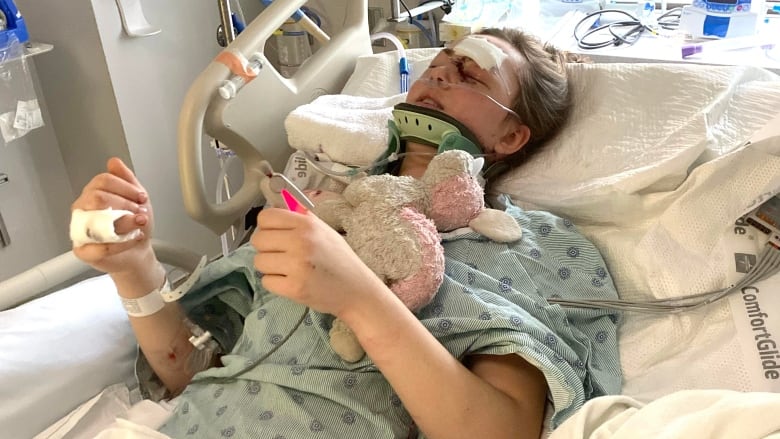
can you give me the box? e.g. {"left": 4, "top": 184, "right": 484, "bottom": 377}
{"left": 191, "top": 306, "right": 310, "bottom": 385}
{"left": 549, "top": 243, "right": 780, "bottom": 314}
{"left": 410, "top": 18, "right": 436, "bottom": 47}
{"left": 573, "top": 8, "right": 682, "bottom": 50}
{"left": 399, "top": 0, "right": 414, "bottom": 20}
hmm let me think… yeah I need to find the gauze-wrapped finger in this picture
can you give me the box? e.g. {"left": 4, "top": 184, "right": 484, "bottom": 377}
{"left": 70, "top": 208, "right": 141, "bottom": 247}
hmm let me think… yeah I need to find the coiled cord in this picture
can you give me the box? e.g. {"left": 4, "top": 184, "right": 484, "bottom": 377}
{"left": 574, "top": 7, "right": 682, "bottom": 50}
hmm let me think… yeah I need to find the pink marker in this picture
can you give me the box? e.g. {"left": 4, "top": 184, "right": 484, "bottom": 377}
{"left": 281, "top": 188, "right": 308, "bottom": 213}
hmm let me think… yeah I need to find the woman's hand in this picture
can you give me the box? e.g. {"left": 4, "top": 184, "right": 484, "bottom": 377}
{"left": 251, "top": 207, "right": 386, "bottom": 317}
{"left": 71, "top": 158, "right": 156, "bottom": 276}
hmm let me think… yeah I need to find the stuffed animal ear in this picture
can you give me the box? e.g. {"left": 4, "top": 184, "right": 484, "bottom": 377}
{"left": 468, "top": 209, "right": 522, "bottom": 242}
{"left": 471, "top": 157, "right": 484, "bottom": 177}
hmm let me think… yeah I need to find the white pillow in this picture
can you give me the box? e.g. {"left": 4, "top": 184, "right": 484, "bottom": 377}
{"left": 0, "top": 274, "right": 137, "bottom": 438}
{"left": 492, "top": 63, "right": 780, "bottom": 223}
{"left": 343, "top": 49, "right": 780, "bottom": 223}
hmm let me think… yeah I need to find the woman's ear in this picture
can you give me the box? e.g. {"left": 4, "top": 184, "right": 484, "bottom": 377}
{"left": 494, "top": 124, "right": 531, "bottom": 156}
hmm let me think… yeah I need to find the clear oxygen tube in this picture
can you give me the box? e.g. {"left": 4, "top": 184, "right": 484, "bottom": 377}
{"left": 370, "top": 32, "right": 410, "bottom": 93}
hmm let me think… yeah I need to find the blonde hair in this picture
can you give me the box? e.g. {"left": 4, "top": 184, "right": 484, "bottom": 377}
{"left": 476, "top": 28, "right": 585, "bottom": 181}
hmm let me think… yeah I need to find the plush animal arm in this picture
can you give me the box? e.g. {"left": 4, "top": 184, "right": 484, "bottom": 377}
{"left": 423, "top": 150, "right": 522, "bottom": 242}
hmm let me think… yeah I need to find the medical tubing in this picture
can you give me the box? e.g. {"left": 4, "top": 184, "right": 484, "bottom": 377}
{"left": 370, "top": 32, "right": 409, "bottom": 93}
{"left": 190, "top": 306, "right": 310, "bottom": 385}
{"left": 230, "top": 0, "right": 246, "bottom": 33}
{"left": 410, "top": 18, "right": 436, "bottom": 47}
{"left": 549, "top": 243, "right": 780, "bottom": 313}
{"left": 573, "top": 8, "right": 681, "bottom": 50}
{"left": 302, "top": 150, "right": 491, "bottom": 179}
{"left": 260, "top": 0, "right": 330, "bottom": 43}
{"left": 548, "top": 250, "right": 775, "bottom": 313}
{"left": 216, "top": 155, "right": 238, "bottom": 258}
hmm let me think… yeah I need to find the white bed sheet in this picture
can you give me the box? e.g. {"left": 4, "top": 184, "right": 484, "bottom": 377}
{"left": 0, "top": 275, "right": 137, "bottom": 439}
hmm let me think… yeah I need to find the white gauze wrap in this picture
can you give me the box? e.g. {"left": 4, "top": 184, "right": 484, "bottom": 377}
{"left": 70, "top": 208, "right": 141, "bottom": 247}
{"left": 451, "top": 36, "right": 507, "bottom": 71}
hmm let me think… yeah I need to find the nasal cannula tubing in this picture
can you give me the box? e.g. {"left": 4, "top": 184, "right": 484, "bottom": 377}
{"left": 302, "top": 150, "right": 495, "bottom": 178}
{"left": 414, "top": 78, "right": 523, "bottom": 123}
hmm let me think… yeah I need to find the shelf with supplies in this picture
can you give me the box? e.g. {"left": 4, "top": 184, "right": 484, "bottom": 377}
{"left": 544, "top": 10, "right": 780, "bottom": 75}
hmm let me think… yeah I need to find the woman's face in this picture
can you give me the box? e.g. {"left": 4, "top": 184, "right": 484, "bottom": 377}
{"left": 406, "top": 34, "right": 526, "bottom": 158}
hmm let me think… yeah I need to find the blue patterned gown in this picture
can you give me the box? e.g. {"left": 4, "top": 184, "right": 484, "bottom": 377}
{"left": 157, "top": 203, "right": 622, "bottom": 438}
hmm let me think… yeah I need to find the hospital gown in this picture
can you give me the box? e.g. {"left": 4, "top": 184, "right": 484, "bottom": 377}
{"left": 157, "top": 202, "right": 622, "bottom": 438}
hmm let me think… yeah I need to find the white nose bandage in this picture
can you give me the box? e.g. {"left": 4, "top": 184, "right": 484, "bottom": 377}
{"left": 451, "top": 36, "right": 508, "bottom": 71}
{"left": 70, "top": 208, "right": 141, "bottom": 247}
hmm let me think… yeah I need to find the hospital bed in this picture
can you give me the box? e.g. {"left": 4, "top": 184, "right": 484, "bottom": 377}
{"left": 2, "top": 0, "right": 780, "bottom": 437}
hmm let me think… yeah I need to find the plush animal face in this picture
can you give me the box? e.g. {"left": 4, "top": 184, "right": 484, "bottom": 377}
{"left": 422, "top": 150, "right": 485, "bottom": 232}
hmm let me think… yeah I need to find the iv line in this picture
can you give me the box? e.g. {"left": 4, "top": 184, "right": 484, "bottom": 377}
{"left": 301, "top": 150, "right": 494, "bottom": 179}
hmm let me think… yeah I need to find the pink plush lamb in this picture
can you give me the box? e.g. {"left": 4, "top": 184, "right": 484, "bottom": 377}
{"left": 311, "top": 150, "right": 523, "bottom": 362}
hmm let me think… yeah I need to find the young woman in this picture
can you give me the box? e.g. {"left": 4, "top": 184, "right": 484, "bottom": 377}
{"left": 72, "top": 29, "right": 621, "bottom": 439}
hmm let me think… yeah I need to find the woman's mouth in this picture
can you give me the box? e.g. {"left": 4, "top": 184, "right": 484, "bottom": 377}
{"left": 414, "top": 97, "right": 442, "bottom": 110}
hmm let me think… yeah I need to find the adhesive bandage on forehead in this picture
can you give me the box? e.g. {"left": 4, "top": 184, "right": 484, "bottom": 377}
{"left": 447, "top": 35, "right": 513, "bottom": 100}
{"left": 450, "top": 35, "right": 508, "bottom": 71}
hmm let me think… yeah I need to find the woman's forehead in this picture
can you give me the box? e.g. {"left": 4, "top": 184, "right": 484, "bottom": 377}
{"left": 448, "top": 35, "right": 509, "bottom": 71}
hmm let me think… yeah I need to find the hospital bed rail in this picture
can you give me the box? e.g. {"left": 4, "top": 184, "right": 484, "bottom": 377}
{"left": 0, "top": 239, "right": 204, "bottom": 311}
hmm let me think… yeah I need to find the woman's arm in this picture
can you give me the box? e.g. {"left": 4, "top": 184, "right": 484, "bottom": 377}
{"left": 110, "top": 253, "right": 198, "bottom": 395}
{"left": 340, "top": 284, "right": 548, "bottom": 439}
{"left": 253, "top": 208, "right": 548, "bottom": 439}
{"left": 72, "top": 158, "right": 199, "bottom": 395}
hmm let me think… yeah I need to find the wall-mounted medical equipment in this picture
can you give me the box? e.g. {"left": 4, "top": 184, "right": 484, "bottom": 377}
{"left": 679, "top": 0, "right": 765, "bottom": 38}
{"left": 438, "top": 0, "right": 541, "bottom": 41}
{"left": 681, "top": 33, "right": 776, "bottom": 57}
{"left": 0, "top": 0, "right": 28, "bottom": 46}
{"left": 0, "top": 24, "right": 43, "bottom": 145}
{"left": 275, "top": 19, "right": 312, "bottom": 77}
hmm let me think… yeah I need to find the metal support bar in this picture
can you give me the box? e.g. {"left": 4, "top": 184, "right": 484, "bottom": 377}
{"left": 218, "top": 0, "right": 236, "bottom": 46}
{"left": 390, "top": 0, "right": 445, "bottom": 22}
{"left": 0, "top": 209, "right": 10, "bottom": 247}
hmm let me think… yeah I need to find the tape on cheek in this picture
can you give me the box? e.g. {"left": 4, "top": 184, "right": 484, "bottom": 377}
{"left": 451, "top": 36, "right": 508, "bottom": 71}
{"left": 70, "top": 208, "right": 142, "bottom": 247}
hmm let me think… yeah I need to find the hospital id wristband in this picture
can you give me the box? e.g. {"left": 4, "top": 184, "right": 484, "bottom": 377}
{"left": 120, "top": 279, "right": 170, "bottom": 317}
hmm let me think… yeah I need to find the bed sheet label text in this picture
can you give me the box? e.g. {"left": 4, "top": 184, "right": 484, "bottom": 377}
{"left": 726, "top": 218, "right": 780, "bottom": 389}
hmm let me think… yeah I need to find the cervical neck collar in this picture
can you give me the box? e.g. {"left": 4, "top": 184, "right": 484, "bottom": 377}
{"left": 390, "top": 103, "right": 484, "bottom": 157}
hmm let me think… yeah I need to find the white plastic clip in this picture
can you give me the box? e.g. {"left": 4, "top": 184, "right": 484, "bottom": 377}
{"left": 115, "top": 0, "right": 162, "bottom": 38}
{"left": 189, "top": 330, "right": 214, "bottom": 350}
{"left": 160, "top": 255, "right": 208, "bottom": 302}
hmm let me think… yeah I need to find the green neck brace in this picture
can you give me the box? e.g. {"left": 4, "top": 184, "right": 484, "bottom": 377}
{"left": 390, "top": 103, "right": 483, "bottom": 157}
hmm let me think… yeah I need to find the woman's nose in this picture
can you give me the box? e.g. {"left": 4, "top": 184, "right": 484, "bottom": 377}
{"left": 428, "top": 62, "right": 460, "bottom": 84}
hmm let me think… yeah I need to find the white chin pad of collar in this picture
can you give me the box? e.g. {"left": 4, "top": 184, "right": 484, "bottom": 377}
{"left": 452, "top": 36, "right": 508, "bottom": 71}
